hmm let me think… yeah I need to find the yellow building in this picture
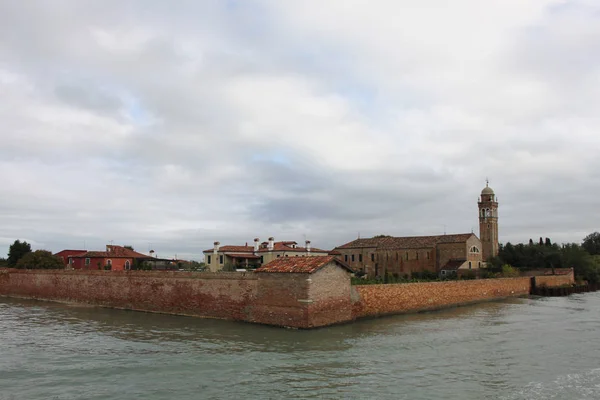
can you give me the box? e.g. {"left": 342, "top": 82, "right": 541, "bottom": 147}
{"left": 203, "top": 237, "right": 330, "bottom": 272}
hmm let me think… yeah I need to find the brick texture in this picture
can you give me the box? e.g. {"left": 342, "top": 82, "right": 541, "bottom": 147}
{"left": 352, "top": 278, "right": 532, "bottom": 318}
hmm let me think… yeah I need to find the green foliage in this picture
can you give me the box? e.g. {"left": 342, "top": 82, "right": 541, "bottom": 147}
{"left": 0, "top": 258, "right": 8, "bottom": 267}
{"left": 15, "top": 250, "right": 64, "bottom": 270}
{"left": 8, "top": 240, "right": 32, "bottom": 266}
{"left": 493, "top": 235, "right": 600, "bottom": 283}
{"left": 373, "top": 234, "right": 392, "bottom": 238}
{"left": 582, "top": 232, "right": 600, "bottom": 255}
{"left": 501, "top": 264, "right": 520, "bottom": 277}
{"left": 123, "top": 245, "right": 134, "bottom": 251}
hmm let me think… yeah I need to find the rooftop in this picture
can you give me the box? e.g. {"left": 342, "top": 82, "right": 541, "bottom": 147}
{"left": 255, "top": 255, "right": 352, "bottom": 274}
{"left": 336, "top": 233, "right": 475, "bottom": 250}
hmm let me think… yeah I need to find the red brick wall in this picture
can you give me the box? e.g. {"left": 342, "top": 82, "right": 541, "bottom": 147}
{"left": 0, "top": 269, "right": 258, "bottom": 321}
{"left": 534, "top": 272, "right": 574, "bottom": 288}
{"left": 352, "top": 277, "right": 532, "bottom": 318}
{"left": 251, "top": 273, "right": 309, "bottom": 328}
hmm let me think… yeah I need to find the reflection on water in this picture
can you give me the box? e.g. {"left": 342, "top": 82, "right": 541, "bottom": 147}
{"left": 1, "top": 293, "right": 600, "bottom": 400}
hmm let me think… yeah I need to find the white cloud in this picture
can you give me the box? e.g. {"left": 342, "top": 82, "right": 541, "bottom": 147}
{"left": 0, "top": 0, "right": 599, "bottom": 260}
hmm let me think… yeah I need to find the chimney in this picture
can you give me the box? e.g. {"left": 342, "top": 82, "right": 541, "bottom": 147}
{"left": 268, "top": 237, "right": 274, "bottom": 251}
{"left": 305, "top": 240, "right": 311, "bottom": 253}
{"left": 254, "top": 238, "right": 260, "bottom": 253}
{"left": 213, "top": 241, "right": 220, "bottom": 254}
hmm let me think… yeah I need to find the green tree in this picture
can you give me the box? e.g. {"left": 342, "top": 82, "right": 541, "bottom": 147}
{"left": 7, "top": 240, "right": 32, "bottom": 266}
{"left": 16, "top": 250, "right": 64, "bottom": 269}
{"left": 582, "top": 232, "right": 600, "bottom": 255}
{"left": 124, "top": 245, "right": 134, "bottom": 251}
{"left": 0, "top": 258, "right": 8, "bottom": 267}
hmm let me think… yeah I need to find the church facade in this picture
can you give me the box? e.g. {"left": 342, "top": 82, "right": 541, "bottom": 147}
{"left": 333, "top": 183, "right": 500, "bottom": 278}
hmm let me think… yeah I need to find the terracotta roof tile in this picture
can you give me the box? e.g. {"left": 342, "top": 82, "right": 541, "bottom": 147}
{"left": 203, "top": 241, "right": 329, "bottom": 254}
{"left": 203, "top": 245, "right": 255, "bottom": 253}
{"left": 336, "top": 233, "right": 475, "bottom": 250}
{"left": 72, "top": 245, "right": 152, "bottom": 259}
{"left": 256, "top": 256, "right": 352, "bottom": 274}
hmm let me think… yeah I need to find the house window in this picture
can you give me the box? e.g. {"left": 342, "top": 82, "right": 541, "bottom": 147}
{"left": 285, "top": 255, "right": 288, "bottom": 257}
{"left": 351, "top": 254, "right": 355, "bottom": 262}
{"left": 68, "top": 258, "right": 73, "bottom": 265}
{"left": 478, "top": 262, "right": 481, "bottom": 268}
{"left": 441, "top": 270, "right": 446, "bottom": 275}
{"left": 427, "top": 251, "right": 430, "bottom": 260}
{"left": 416, "top": 252, "right": 419, "bottom": 260}
{"left": 125, "top": 260, "right": 131, "bottom": 270}
{"left": 207, "top": 255, "right": 211, "bottom": 264}
{"left": 277, "top": 255, "right": 281, "bottom": 258}
{"left": 469, "top": 261, "right": 472, "bottom": 269}
{"left": 219, "top": 255, "right": 224, "bottom": 264}
{"left": 107, "top": 259, "right": 112, "bottom": 267}
{"left": 260, "top": 256, "right": 264, "bottom": 263}
{"left": 359, "top": 254, "right": 363, "bottom": 262}
{"left": 469, "top": 246, "right": 480, "bottom": 253}
{"left": 371, "top": 253, "right": 375, "bottom": 262}
{"left": 344, "top": 255, "right": 348, "bottom": 262}
{"left": 405, "top": 252, "right": 409, "bottom": 261}
{"left": 85, "top": 258, "right": 90, "bottom": 266}
{"left": 396, "top": 252, "right": 398, "bottom": 261}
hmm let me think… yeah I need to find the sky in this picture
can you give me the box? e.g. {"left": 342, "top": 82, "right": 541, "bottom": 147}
{"left": 1, "top": 0, "right": 599, "bottom": 261}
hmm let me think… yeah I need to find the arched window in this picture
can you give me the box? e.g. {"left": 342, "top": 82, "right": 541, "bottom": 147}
{"left": 469, "top": 246, "right": 480, "bottom": 253}
{"left": 125, "top": 260, "right": 131, "bottom": 270}
{"left": 469, "top": 261, "right": 472, "bottom": 269}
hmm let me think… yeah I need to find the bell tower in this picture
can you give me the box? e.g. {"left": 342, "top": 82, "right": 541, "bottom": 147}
{"left": 478, "top": 180, "right": 499, "bottom": 261}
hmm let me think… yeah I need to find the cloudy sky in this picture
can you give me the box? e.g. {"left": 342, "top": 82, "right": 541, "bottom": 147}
{"left": 1, "top": 0, "right": 599, "bottom": 260}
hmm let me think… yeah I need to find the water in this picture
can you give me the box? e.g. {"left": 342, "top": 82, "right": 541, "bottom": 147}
{"left": 1, "top": 294, "right": 599, "bottom": 400}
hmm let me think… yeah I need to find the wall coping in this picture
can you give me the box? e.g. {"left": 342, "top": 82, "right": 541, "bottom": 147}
{"left": 0, "top": 268, "right": 258, "bottom": 280}
{"left": 353, "top": 276, "right": 530, "bottom": 289}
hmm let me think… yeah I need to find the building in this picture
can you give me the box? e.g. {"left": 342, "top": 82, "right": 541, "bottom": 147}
{"left": 334, "top": 233, "right": 483, "bottom": 278}
{"left": 66, "top": 245, "right": 158, "bottom": 271}
{"left": 54, "top": 249, "right": 87, "bottom": 266}
{"left": 478, "top": 180, "right": 499, "bottom": 261}
{"left": 203, "top": 237, "right": 330, "bottom": 272}
{"left": 333, "top": 182, "right": 499, "bottom": 278}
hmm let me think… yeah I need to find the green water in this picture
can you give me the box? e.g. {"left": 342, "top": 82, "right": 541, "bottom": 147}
{"left": 1, "top": 294, "right": 599, "bottom": 399}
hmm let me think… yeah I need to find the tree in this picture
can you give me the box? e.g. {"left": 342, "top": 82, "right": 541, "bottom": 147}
{"left": 528, "top": 239, "right": 534, "bottom": 246}
{"left": 7, "top": 240, "right": 32, "bottom": 266}
{"left": 124, "top": 245, "right": 134, "bottom": 251}
{"left": 16, "top": 250, "right": 64, "bottom": 269}
{"left": 545, "top": 238, "right": 552, "bottom": 246}
{"left": 582, "top": 232, "right": 600, "bottom": 255}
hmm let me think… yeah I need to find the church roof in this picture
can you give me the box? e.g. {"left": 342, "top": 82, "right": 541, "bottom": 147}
{"left": 336, "top": 233, "right": 476, "bottom": 250}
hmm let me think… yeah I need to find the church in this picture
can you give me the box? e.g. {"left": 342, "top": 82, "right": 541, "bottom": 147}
{"left": 332, "top": 182, "right": 499, "bottom": 278}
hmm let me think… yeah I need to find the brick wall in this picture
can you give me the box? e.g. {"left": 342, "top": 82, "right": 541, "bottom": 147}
{"left": 250, "top": 273, "right": 309, "bottom": 328}
{"left": 534, "top": 271, "right": 575, "bottom": 288}
{"left": 307, "top": 264, "right": 353, "bottom": 327}
{"left": 0, "top": 267, "right": 578, "bottom": 329}
{"left": 352, "top": 277, "right": 532, "bottom": 318}
{"left": 0, "top": 269, "right": 258, "bottom": 321}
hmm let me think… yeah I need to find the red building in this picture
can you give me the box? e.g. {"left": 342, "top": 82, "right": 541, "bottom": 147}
{"left": 65, "top": 245, "right": 154, "bottom": 271}
{"left": 54, "top": 250, "right": 87, "bottom": 267}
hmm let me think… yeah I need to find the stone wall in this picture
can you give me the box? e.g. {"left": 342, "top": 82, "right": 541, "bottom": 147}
{"left": 0, "top": 269, "right": 258, "bottom": 321}
{"left": 0, "top": 267, "right": 578, "bottom": 329}
{"left": 352, "top": 277, "right": 532, "bottom": 319}
{"left": 533, "top": 271, "right": 575, "bottom": 288}
{"left": 307, "top": 264, "right": 353, "bottom": 327}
